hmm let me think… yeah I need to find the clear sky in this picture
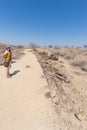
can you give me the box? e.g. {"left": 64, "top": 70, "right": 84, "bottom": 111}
{"left": 0, "top": 0, "right": 87, "bottom": 46}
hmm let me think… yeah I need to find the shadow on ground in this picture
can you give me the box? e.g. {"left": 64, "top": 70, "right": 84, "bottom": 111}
{"left": 11, "top": 70, "right": 20, "bottom": 76}
{"left": 11, "top": 61, "right": 16, "bottom": 64}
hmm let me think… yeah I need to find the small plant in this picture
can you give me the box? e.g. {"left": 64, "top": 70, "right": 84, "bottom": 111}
{"left": 71, "top": 55, "right": 86, "bottom": 67}
{"left": 64, "top": 52, "right": 73, "bottom": 59}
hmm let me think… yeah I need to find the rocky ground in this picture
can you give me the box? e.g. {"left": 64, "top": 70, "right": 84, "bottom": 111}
{"left": 0, "top": 43, "right": 87, "bottom": 129}
{"left": 33, "top": 46, "right": 87, "bottom": 130}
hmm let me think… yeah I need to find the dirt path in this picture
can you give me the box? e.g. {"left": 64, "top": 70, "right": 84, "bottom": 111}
{"left": 0, "top": 49, "right": 58, "bottom": 130}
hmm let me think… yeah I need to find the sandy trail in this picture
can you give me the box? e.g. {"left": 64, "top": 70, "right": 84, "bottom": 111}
{"left": 0, "top": 49, "right": 57, "bottom": 130}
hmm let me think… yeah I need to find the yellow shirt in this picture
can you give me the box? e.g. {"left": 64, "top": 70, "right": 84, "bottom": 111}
{"left": 4, "top": 50, "right": 11, "bottom": 61}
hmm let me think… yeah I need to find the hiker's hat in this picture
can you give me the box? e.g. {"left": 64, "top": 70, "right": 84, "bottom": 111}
{"left": 6, "top": 45, "right": 11, "bottom": 49}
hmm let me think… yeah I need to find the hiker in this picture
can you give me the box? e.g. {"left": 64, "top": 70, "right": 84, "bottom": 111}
{"left": 2, "top": 45, "right": 12, "bottom": 78}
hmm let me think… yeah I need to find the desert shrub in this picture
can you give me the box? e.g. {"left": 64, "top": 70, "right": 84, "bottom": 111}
{"left": 64, "top": 52, "right": 73, "bottom": 59}
{"left": 29, "top": 43, "right": 39, "bottom": 51}
{"left": 58, "top": 48, "right": 74, "bottom": 57}
{"left": 0, "top": 44, "right": 25, "bottom": 60}
{"left": 48, "top": 45, "right": 53, "bottom": 48}
{"left": 58, "top": 49, "right": 65, "bottom": 56}
{"left": 71, "top": 56, "right": 86, "bottom": 67}
{"left": 83, "top": 45, "right": 87, "bottom": 48}
{"left": 12, "top": 47, "right": 24, "bottom": 59}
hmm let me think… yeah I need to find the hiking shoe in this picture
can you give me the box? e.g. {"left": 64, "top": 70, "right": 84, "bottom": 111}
{"left": 9, "top": 73, "right": 12, "bottom": 76}
{"left": 7, "top": 74, "right": 12, "bottom": 78}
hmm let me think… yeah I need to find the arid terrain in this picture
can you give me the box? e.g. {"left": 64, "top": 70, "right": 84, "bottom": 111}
{"left": 0, "top": 43, "right": 87, "bottom": 130}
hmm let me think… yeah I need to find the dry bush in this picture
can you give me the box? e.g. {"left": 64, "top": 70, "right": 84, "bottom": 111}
{"left": 29, "top": 43, "right": 40, "bottom": 51}
{"left": 71, "top": 55, "right": 86, "bottom": 67}
{"left": 57, "top": 48, "right": 74, "bottom": 59}
{"left": 0, "top": 45, "right": 6, "bottom": 53}
{"left": 11, "top": 45, "right": 25, "bottom": 59}
{"left": 58, "top": 49, "right": 66, "bottom": 56}
{"left": 0, "top": 44, "right": 25, "bottom": 62}
{"left": 0, "top": 44, "right": 6, "bottom": 63}
{"left": 64, "top": 52, "right": 74, "bottom": 59}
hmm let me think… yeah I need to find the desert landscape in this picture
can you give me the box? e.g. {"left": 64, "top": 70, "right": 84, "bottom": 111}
{"left": 0, "top": 43, "right": 87, "bottom": 130}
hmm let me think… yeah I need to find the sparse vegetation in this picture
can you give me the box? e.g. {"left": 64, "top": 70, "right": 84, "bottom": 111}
{"left": 32, "top": 46, "right": 87, "bottom": 129}
{"left": 71, "top": 55, "right": 86, "bottom": 66}
{"left": 1, "top": 43, "right": 87, "bottom": 129}
{"left": 0, "top": 43, "right": 25, "bottom": 63}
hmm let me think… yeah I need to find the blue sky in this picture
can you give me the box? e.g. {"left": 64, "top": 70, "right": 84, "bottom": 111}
{"left": 0, "top": 0, "right": 87, "bottom": 46}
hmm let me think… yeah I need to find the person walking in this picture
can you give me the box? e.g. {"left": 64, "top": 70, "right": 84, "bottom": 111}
{"left": 2, "top": 45, "right": 12, "bottom": 78}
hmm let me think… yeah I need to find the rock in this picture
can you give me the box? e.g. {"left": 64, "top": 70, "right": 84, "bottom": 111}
{"left": 51, "top": 91, "right": 56, "bottom": 98}
{"left": 45, "top": 92, "right": 51, "bottom": 98}
{"left": 26, "top": 65, "right": 30, "bottom": 68}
